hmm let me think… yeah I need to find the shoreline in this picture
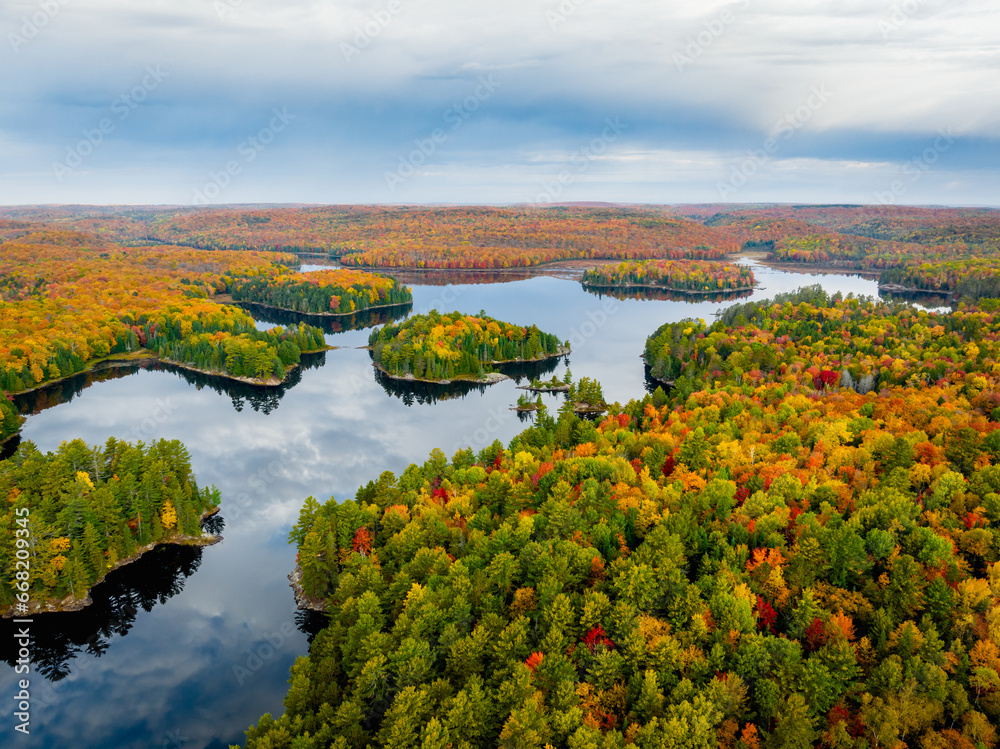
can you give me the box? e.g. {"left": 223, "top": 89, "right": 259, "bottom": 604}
{"left": 227, "top": 298, "right": 413, "bottom": 319}
{"left": 517, "top": 383, "right": 570, "bottom": 392}
{"left": 12, "top": 351, "right": 160, "bottom": 397}
{"left": 288, "top": 563, "right": 328, "bottom": 613}
{"left": 9, "top": 348, "right": 330, "bottom": 400}
{"left": 749, "top": 257, "right": 880, "bottom": 278}
{"left": 582, "top": 281, "right": 756, "bottom": 295}
{"left": 372, "top": 346, "right": 570, "bottom": 386}
{"left": 877, "top": 283, "right": 952, "bottom": 297}
{"left": 373, "top": 361, "right": 509, "bottom": 386}
{"left": 342, "top": 256, "right": 736, "bottom": 275}
{"left": 160, "top": 357, "right": 307, "bottom": 388}
{"left": 1, "top": 507, "right": 223, "bottom": 618}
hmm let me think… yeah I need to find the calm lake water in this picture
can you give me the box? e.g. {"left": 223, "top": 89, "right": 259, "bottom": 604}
{"left": 0, "top": 262, "right": 891, "bottom": 748}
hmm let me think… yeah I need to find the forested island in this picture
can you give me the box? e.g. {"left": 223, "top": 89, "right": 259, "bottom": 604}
{"left": 519, "top": 371, "right": 573, "bottom": 393}
{"left": 1, "top": 438, "right": 220, "bottom": 616}
{"left": 229, "top": 268, "right": 412, "bottom": 315}
{"left": 369, "top": 311, "right": 568, "bottom": 384}
{"left": 582, "top": 259, "right": 756, "bottom": 295}
{"left": 878, "top": 259, "right": 1000, "bottom": 301}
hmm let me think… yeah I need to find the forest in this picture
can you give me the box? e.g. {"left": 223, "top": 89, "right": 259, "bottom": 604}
{"left": 644, "top": 286, "right": 1000, "bottom": 398}
{"left": 230, "top": 268, "right": 413, "bottom": 315}
{"left": 369, "top": 311, "right": 567, "bottom": 383}
{"left": 241, "top": 285, "right": 1000, "bottom": 749}
{"left": 879, "top": 260, "right": 1000, "bottom": 301}
{"left": 3, "top": 204, "right": 998, "bottom": 277}
{"left": 6, "top": 204, "right": 1000, "bottom": 747}
{"left": 0, "top": 437, "right": 220, "bottom": 614}
{"left": 582, "top": 260, "right": 756, "bottom": 294}
{"left": 146, "top": 206, "right": 738, "bottom": 268}
{"left": 0, "top": 228, "right": 327, "bottom": 391}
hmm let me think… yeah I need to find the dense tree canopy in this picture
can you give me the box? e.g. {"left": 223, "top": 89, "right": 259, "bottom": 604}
{"left": 880, "top": 260, "right": 1000, "bottom": 301}
{"left": 582, "top": 260, "right": 755, "bottom": 294}
{"left": 236, "top": 283, "right": 1000, "bottom": 749}
{"left": 0, "top": 229, "right": 326, "bottom": 399}
{"left": 1, "top": 438, "right": 219, "bottom": 614}
{"left": 143, "top": 206, "right": 738, "bottom": 268}
{"left": 243, "top": 350, "right": 1000, "bottom": 748}
{"left": 645, "top": 286, "right": 1000, "bottom": 400}
{"left": 369, "top": 311, "right": 566, "bottom": 383}
{"left": 230, "top": 268, "right": 412, "bottom": 315}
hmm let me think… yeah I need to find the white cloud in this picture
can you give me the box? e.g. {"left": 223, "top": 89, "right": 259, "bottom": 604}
{"left": 0, "top": 0, "right": 996, "bottom": 203}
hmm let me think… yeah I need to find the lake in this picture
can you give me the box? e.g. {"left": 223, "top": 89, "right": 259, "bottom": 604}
{"left": 0, "top": 261, "right": 888, "bottom": 748}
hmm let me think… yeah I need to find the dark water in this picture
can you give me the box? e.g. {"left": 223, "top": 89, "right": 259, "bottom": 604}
{"left": 0, "top": 262, "right": 885, "bottom": 748}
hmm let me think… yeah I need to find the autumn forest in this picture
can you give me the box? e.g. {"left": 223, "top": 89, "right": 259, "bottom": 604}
{"left": 3, "top": 203, "right": 1000, "bottom": 749}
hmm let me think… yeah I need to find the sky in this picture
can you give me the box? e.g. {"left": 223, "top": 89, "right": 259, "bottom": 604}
{"left": 1, "top": 0, "right": 998, "bottom": 206}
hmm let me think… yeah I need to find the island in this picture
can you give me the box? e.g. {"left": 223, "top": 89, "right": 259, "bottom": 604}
{"left": 566, "top": 375, "right": 608, "bottom": 415}
{"left": 512, "top": 374, "right": 607, "bottom": 415}
{"left": 1, "top": 437, "right": 221, "bottom": 617}
{"left": 228, "top": 267, "right": 413, "bottom": 316}
{"left": 582, "top": 258, "right": 756, "bottom": 294}
{"left": 368, "top": 310, "right": 569, "bottom": 384}
{"left": 878, "top": 259, "right": 1000, "bottom": 301}
{"left": 517, "top": 370, "right": 573, "bottom": 393}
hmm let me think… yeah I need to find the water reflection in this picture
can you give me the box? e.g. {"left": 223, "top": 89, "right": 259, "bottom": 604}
{"left": 380, "top": 269, "right": 536, "bottom": 286}
{"left": 0, "top": 545, "right": 204, "bottom": 681}
{"left": 583, "top": 286, "right": 754, "bottom": 304}
{"left": 12, "top": 352, "right": 328, "bottom": 419}
{"left": 878, "top": 289, "right": 953, "bottom": 310}
{"left": 372, "top": 355, "right": 563, "bottom": 406}
{"left": 164, "top": 353, "right": 327, "bottom": 414}
{"left": 295, "top": 610, "right": 330, "bottom": 645}
{"left": 644, "top": 363, "right": 669, "bottom": 394}
{"left": 372, "top": 366, "right": 491, "bottom": 405}
{"left": 14, "top": 360, "right": 148, "bottom": 416}
{"left": 239, "top": 300, "right": 412, "bottom": 335}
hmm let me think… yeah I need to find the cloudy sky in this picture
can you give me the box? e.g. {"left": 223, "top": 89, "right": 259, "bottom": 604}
{"left": 1, "top": 0, "right": 998, "bottom": 206}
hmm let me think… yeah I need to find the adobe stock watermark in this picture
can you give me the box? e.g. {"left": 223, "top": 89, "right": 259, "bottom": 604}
{"left": 340, "top": 0, "right": 403, "bottom": 63}
{"left": 566, "top": 297, "right": 618, "bottom": 353}
{"left": 232, "top": 619, "right": 298, "bottom": 685}
{"left": 878, "top": 0, "right": 965, "bottom": 38}
{"left": 415, "top": 284, "right": 462, "bottom": 315}
{"left": 546, "top": 0, "right": 589, "bottom": 30}
{"left": 716, "top": 84, "right": 833, "bottom": 199}
{"left": 213, "top": 0, "right": 243, "bottom": 22}
{"left": 384, "top": 75, "right": 500, "bottom": 192}
{"left": 161, "top": 729, "right": 191, "bottom": 748}
{"left": 51, "top": 65, "right": 169, "bottom": 182}
{"left": 873, "top": 128, "right": 955, "bottom": 205}
{"left": 529, "top": 117, "right": 628, "bottom": 203}
{"left": 8, "top": 0, "right": 72, "bottom": 54}
{"left": 123, "top": 397, "right": 179, "bottom": 443}
{"left": 192, "top": 107, "right": 296, "bottom": 204}
{"left": 223, "top": 443, "right": 309, "bottom": 524}
{"left": 674, "top": 0, "right": 751, "bottom": 71}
